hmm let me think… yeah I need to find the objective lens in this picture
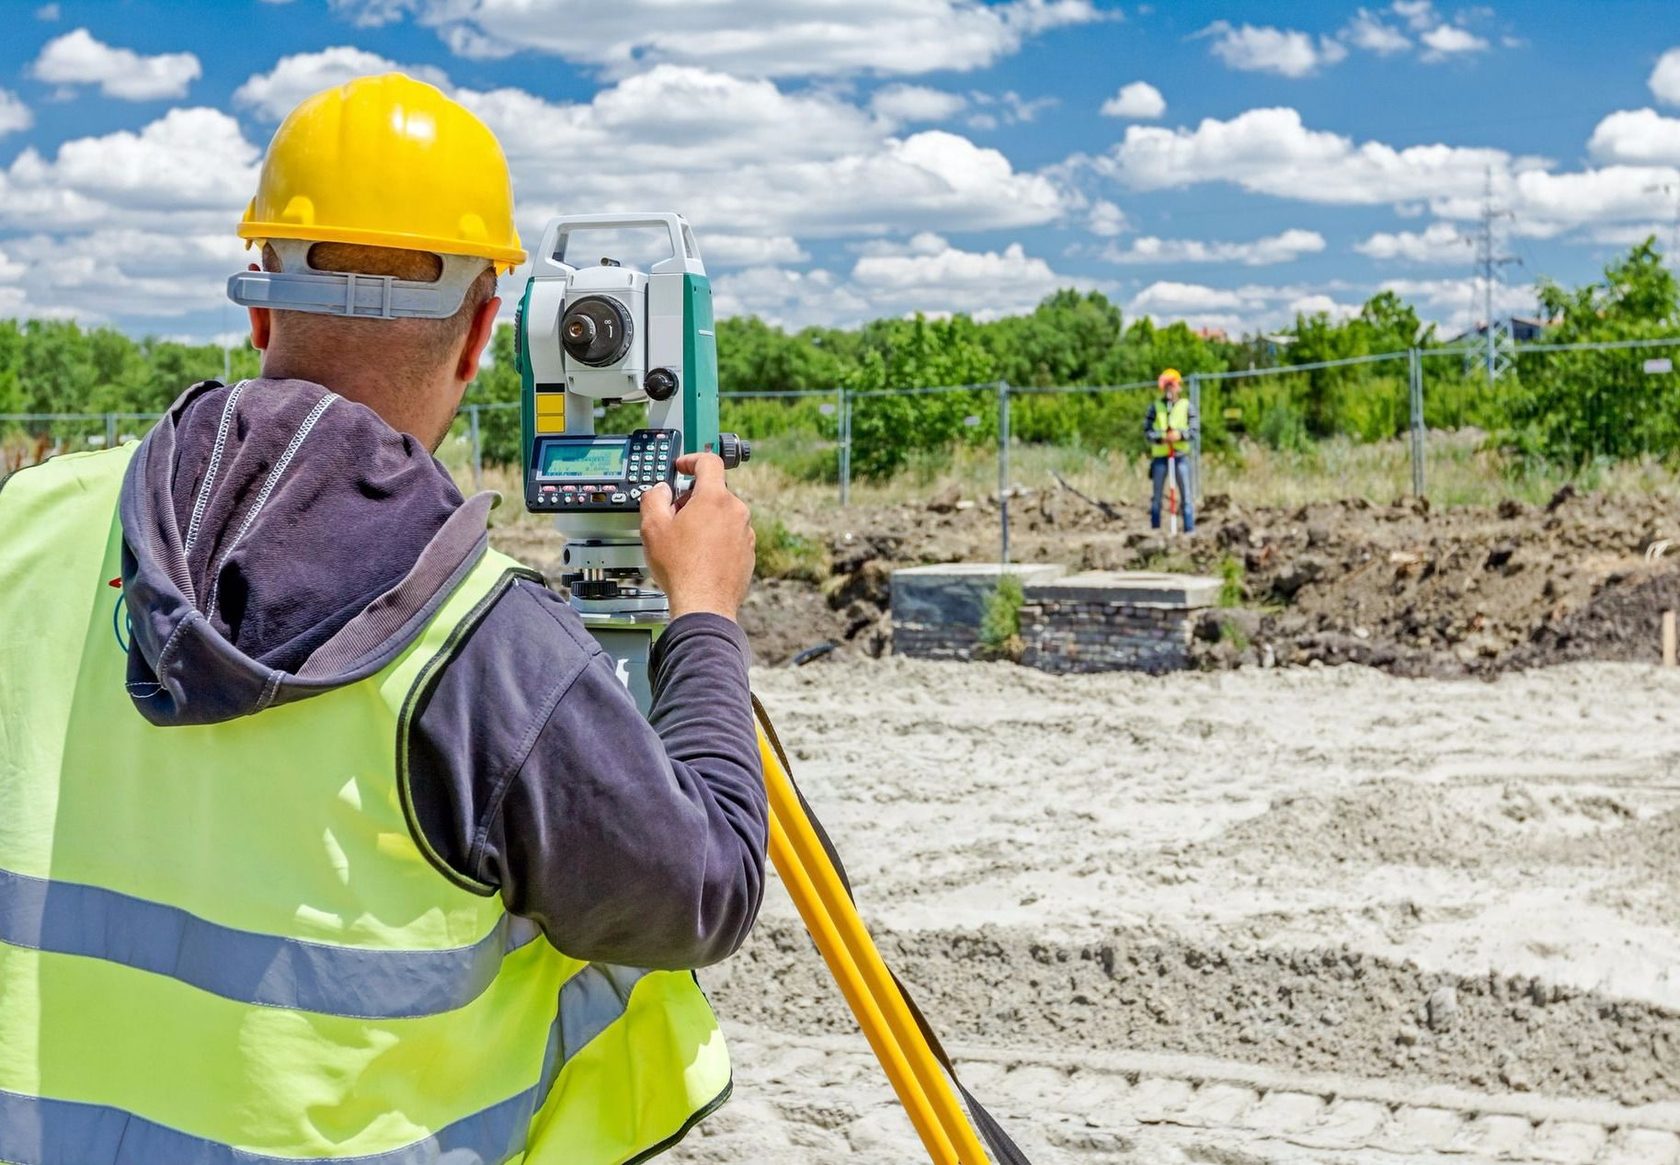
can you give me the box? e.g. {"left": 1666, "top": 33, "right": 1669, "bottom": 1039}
{"left": 561, "top": 296, "right": 634, "bottom": 367}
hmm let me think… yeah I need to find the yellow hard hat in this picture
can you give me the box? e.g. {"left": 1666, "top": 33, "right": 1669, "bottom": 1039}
{"left": 1158, "top": 368, "right": 1182, "bottom": 386}
{"left": 238, "top": 73, "right": 526, "bottom": 272}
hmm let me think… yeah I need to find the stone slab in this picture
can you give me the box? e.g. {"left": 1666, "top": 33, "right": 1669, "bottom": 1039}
{"left": 890, "top": 562, "right": 1068, "bottom": 627}
{"left": 1023, "top": 569, "right": 1220, "bottom": 609}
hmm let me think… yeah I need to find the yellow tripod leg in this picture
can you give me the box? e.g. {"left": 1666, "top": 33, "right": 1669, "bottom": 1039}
{"left": 757, "top": 722, "right": 993, "bottom": 1165}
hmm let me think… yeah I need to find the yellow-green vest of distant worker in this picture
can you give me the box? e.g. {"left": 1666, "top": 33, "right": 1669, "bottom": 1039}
{"left": 1149, "top": 397, "right": 1192, "bottom": 459}
{"left": 0, "top": 442, "right": 730, "bottom": 1165}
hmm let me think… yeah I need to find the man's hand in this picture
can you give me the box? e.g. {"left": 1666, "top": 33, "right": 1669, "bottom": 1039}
{"left": 640, "top": 452, "right": 756, "bottom": 622}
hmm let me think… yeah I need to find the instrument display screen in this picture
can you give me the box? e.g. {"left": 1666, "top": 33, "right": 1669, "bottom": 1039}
{"left": 537, "top": 438, "right": 628, "bottom": 479}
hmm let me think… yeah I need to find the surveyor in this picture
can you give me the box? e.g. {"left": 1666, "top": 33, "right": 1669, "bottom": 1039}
{"left": 0, "top": 74, "right": 764, "bottom": 1162}
{"left": 1145, "top": 367, "right": 1198, "bottom": 534}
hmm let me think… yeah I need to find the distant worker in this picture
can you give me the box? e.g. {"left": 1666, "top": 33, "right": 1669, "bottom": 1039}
{"left": 1145, "top": 367, "right": 1198, "bottom": 534}
{"left": 0, "top": 75, "right": 764, "bottom": 1162}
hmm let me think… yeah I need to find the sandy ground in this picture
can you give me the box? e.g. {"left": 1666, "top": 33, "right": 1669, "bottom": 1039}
{"left": 669, "top": 658, "right": 1680, "bottom": 1164}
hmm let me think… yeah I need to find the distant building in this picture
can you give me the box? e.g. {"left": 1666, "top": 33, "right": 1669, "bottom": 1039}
{"left": 1449, "top": 315, "right": 1550, "bottom": 344}
{"left": 1195, "top": 325, "right": 1228, "bottom": 342}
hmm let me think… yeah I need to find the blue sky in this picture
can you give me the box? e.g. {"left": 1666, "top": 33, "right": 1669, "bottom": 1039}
{"left": 1, "top": 0, "right": 1678, "bottom": 342}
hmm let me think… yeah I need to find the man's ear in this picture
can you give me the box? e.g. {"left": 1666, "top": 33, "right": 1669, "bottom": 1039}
{"left": 456, "top": 295, "right": 501, "bottom": 383}
{"left": 245, "top": 263, "right": 271, "bottom": 351}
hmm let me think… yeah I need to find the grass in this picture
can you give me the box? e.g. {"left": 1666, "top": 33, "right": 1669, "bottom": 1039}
{"left": 434, "top": 418, "right": 1680, "bottom": 551}
{"left": 1217, "top": 556, "right": 1245, "bottom": 608}
{"left": 720, "top": 430, "right": 1680, "bottom": 515}
{"left": 751, "top": 515, "right": 828, "bottom": 583}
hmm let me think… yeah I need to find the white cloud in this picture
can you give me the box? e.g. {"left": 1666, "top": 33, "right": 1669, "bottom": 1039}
{"left": 1130, "top": 281, "right": 1244, "bottom": 313}
{"left": 871, "top": 84, "right": 967, "bottom": 124}
{"left": 1101, "top": 228, "right": 1326, "bottom": 266}
{"left": 1354, "top": 221, "right": 1471, "bottom": 263}
{"left": 1, "top": 228, "right": 249, "bottom": 320}
{"left": 1380, "top": 275, "right": 1537, "bottom": 329}
{"left": 333, "top": 0, "right": 1103, "bottom": 78}
{"left": 852, "top": 232, "right": 1083, "bottom": 315}
{"left": 1343, "top": 9, "right": 1411, "bottom": 54}
{"left": 1100, "top": 106, "right": 1507, "bottom": 206}
{"left": 1588, "top": 108, "right": 1680, "bottom": 166}
{"left": 1392, "top": 1, "right": 1437, "bottom": 31}
{"left": 1287, "top": 293, "right": 1361, "bottom": 320}
{"left": 1, "top": 108, "right": 259, "bottom": 225}
{"left": 1086, "top": 199, "right": 1127, "bottom": 236}
{"left": 461, "top": 70, "right": 1068, "bottom": 241}
{"left": 699, "top": 234, "right": 810, "bottom": 268}
{"left": 1650, "top": 49, "right": 1680, "bottom": 107}
{"left": 711, "top": 265, "right": 874, "bottom": 329}
{"left": 1198, "top": 21, "right": 1347, "bottom": 78}
{"left": 30, "top": 29, "right": 202, "bottom": 101}
{"left": 1419, "top": 24, "right": 1489, "bottom": 61}
{"left": 225, "top": 58, "right": 1071, "bottom": 274}
{"left": 0, "top": 91, "right": 32, "bottom": 139}
{"left": 965, "top": 89, "right": 1055, "bottom": 131}
{"left": 34, "top": 3, "right": 60, "bottom": 18}
{"left": 1125, "top": 278, "right": 1365, "bottom": 334}
{"left": 234, "top": 47, "right": 451, "bottom": 120}
{"left": 715, "top": 233, "right": 1092, "bottom": 327}
{"left": 1089, "top": 105, "right": 1680, "bottom": 240}
{"left": 1101, "top": 81, "right": 1164, "bottom": 119}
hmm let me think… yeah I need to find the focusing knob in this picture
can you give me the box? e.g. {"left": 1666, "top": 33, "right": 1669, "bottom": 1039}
{"left": 572, "top": 578, "right": 621, "bottom": 600}
{"left": 717, "top": 432, "right": 752, "bottom": 469}
{"left": 644, "top": 367, "right": 678, "bottom": 401}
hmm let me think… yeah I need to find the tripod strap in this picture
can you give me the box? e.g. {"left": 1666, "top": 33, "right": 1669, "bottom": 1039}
{"left": 753, "top": 695, "right": 1034, "bottom": 1165}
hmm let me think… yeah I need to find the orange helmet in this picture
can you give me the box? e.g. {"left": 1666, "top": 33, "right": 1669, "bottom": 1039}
{"left": 1158, "top": 368, "right": 1183, "bottom": 388}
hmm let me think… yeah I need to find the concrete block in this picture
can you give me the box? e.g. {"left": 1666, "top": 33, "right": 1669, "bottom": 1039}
{"left": 890, "top": 562, "right": 1067, "bottom": 627}
{"left": 1023, "top": 570, "right": 1220, "bottom": 608}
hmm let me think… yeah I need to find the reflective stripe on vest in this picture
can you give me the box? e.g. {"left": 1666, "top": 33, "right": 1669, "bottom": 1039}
{"left": 0, "top": 444, "right": 730, "bottom": 1163}
{"left": 1150, "top": 397, "right": 1191, "bottom": 459}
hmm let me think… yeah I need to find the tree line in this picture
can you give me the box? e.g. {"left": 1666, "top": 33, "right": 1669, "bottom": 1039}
{"left": 4, "top": 239, "right": 1677, "bottom": 477}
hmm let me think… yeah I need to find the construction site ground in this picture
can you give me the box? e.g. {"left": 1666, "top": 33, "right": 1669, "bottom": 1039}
{"left": 675, "top": 659, "right": 1680, "bottom": 1164}
{"left": 490, "top": 478, "right": 1680, "bottom": 1164}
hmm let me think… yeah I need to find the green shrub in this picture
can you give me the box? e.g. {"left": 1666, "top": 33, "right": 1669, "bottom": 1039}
{"left": 978, "top": 573, "right": 1026, "bottom": 660}
{"left": 753, "top": 516, "right": 827, "bottom": 583}
{"left": 1217, "top": 556, "right": 1246, "bottom": 608}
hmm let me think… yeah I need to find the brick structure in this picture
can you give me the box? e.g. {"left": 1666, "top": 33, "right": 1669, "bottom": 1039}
{"left": 890, "top": 564, "right": 1219, "bottom": 673}
{"left": 889, "top": 563, "right": 1066, "bottom": 661}
{"left": 1020, "top": 571, "right": 1219, "bottom": 674}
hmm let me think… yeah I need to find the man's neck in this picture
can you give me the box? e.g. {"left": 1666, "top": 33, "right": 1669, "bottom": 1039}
{"left": 258, "top": 358, "right": 452, "bottom": 449}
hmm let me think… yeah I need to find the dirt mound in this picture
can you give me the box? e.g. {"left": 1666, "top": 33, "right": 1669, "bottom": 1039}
{"left": 706, "top": 920, "right": 1680, "bottom": 1106}
{"left": 1504, "top": 562, "right": 1680, "bottom": 669}
{"left": 484, "top": 477, "right": 1680, "bottom": 673}
{"left": 745, "top": 481, "right": 1680, "bottom": 674}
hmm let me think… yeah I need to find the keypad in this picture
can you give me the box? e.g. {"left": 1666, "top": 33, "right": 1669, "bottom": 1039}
{"left": 529, "top": 428, "right": 679, "bottom": 512}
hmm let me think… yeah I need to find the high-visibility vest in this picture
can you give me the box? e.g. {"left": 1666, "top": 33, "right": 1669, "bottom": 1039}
{"left": 1149, "top": 397, "right": 1192, "bottom": 459}
{"left": 0, "top": 443, "right": 730, "bottom": 1165}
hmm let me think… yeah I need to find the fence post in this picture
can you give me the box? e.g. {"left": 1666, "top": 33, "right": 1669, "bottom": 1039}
{"left": 468, "top": 405, "right": 483, "bottom": 492}
{"left": 837, "top": 385, "right": 851, "bottom": 507}
{"left": 104, "top": 413, "right": 116, "bottom": 449}
{"left": 1408, "top": 348, "right": 1425, "bottom": 498}
{"left": 997, "top": 380, "right": 1011, "bottom": 565}
{"left": 1187, "top": 373, "right": 1202, "bottom": 505}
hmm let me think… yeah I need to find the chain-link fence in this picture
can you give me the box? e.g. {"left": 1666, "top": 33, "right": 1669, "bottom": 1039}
{"left": 8, "top": 335, "right": 1680, "bottom": 561}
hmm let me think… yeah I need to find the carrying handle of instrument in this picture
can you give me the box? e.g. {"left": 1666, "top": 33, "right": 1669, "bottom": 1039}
{"left": 754, "top": 695, "right": 1033, "bottom": 1165}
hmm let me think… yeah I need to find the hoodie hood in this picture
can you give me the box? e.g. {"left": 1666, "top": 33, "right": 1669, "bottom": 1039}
{"left": 120, "top": 378, "right": 497, "bottom": 726}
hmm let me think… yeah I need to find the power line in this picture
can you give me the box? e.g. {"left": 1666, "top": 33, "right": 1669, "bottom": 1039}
{"left": 1469, "top": 168, "right": 1521, "bottom": 381}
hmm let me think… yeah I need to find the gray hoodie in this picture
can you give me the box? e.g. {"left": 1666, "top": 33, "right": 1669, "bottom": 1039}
{"left": 117, "top": 378, "right": 767, "bottom": 969}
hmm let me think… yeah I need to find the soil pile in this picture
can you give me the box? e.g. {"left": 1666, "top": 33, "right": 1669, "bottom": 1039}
{"left": 730, "top": 482, "right": 1680, "bottom": 674}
